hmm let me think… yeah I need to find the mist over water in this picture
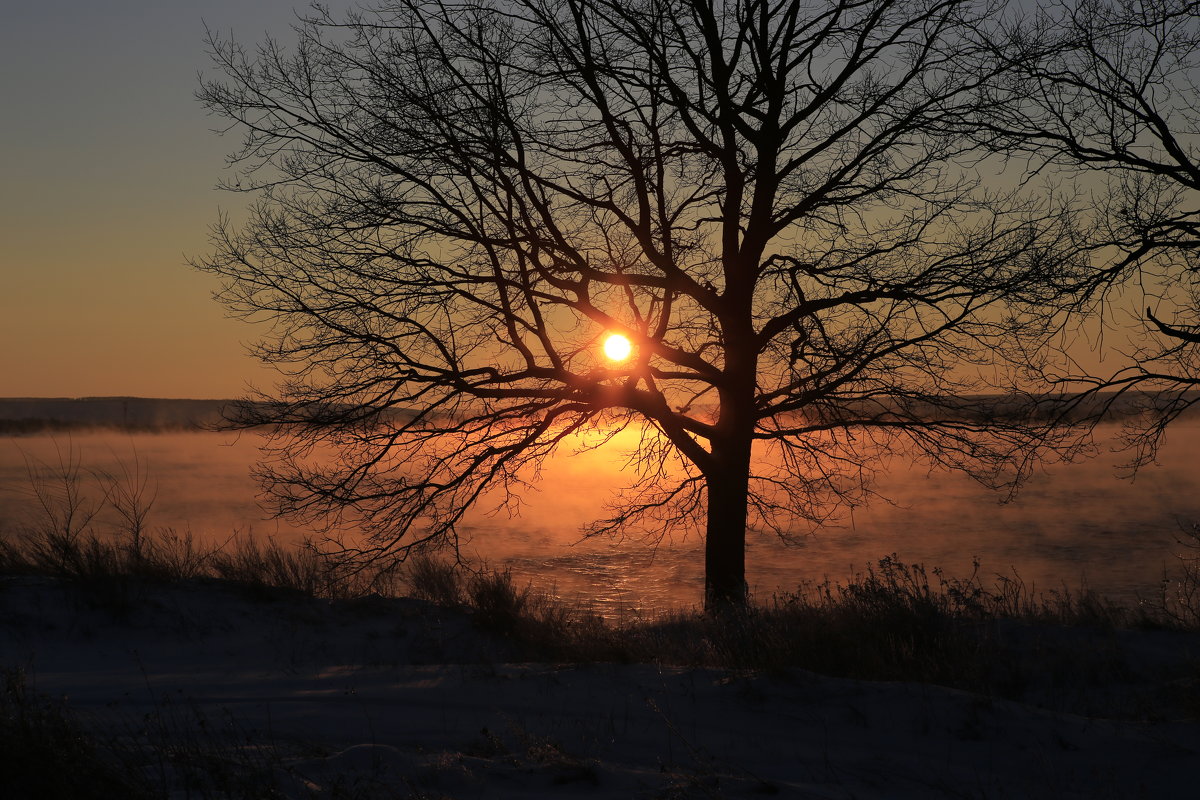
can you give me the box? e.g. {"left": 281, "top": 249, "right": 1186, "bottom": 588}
{"left": 2, "top": 422, "right": 1199, "bottom": 615}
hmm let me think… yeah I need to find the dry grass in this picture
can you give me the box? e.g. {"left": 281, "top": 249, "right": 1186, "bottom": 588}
{"left": 1151, "top": 522, "right": 1200, "bottom": 629}
{"left": 402, "top": 550, "right": 1200, "bottom": 710}
{"left": 0, "top": 669, "right": 155, "bottom": 799}
{"left": 4, "top": 442, "right": 1200, "bottom": 692}
{"left": 0, "top": 444, "right": 404, "bottom": 604}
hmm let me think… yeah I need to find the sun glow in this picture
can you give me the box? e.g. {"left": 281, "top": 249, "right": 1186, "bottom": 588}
{"left": 603, "top": 333, "right": 632, "bottom": 362}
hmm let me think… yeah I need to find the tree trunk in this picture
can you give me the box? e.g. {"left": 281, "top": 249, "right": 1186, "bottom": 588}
{"left": 704, "top": 350, "right": 755, "bottom": 611}
{"left": 704, "top": 444, "right": 751, "bottom": 611}
{"left": 704, "top": 290, "right": 758, "bottom": 612}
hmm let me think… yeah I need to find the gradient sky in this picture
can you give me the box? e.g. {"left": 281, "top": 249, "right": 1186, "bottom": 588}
{"left": 0, "top": 1, "right": 353, "bottom": 399}
{"left": 1, "top": 1, "right": 1133, "bottom": 400}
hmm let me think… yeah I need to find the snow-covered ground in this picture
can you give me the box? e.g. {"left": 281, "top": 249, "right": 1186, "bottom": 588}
{"left": 3, "top": 575, "right": 1199, "bottom": 798}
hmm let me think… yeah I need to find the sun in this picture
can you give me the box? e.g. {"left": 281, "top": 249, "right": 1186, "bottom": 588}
{"left": 603, "top": 333, "right": 632, "bottom": 362}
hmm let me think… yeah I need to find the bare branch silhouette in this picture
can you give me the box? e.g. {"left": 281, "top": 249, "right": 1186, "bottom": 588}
{"left": 1148, "top": 307, "right": 1200, "bottom": 344}
{"left": 973, "top": 0, "right": 1200, "bottom": 463}
{"left": 197, "top": 0, "right": 1087, "bottom": 609}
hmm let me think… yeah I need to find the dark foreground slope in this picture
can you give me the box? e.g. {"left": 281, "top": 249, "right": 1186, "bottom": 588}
{"left": 2, "top": 563, "right": 1199, "bottom": 799}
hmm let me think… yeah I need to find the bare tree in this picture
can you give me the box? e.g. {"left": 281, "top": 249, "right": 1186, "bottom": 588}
{"left": 976, "top": 0, "right": 1200, "bottom": 459}
{"left": 196, "top": 0, "right": 1081, "bottom": 609}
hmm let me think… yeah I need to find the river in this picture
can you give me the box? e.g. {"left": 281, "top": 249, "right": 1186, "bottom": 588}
{"left": 2, "top": 422, "right": 1198, "bottom": 614}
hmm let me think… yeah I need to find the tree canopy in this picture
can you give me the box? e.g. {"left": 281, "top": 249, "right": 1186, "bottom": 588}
{"left": 976, "top": 0, "right": 1200, "bottom": 462}
{"left": 197, "top": 0, "right": 1087, "bottom": 608}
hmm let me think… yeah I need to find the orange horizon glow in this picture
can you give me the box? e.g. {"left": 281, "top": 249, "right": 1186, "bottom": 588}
{"left": 603, "top": 333, "right": 632, "bottom": 362}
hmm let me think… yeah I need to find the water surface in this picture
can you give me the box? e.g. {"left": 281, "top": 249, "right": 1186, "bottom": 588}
{"left": 3, "top": 423, "right": 1198, "bottom": 615}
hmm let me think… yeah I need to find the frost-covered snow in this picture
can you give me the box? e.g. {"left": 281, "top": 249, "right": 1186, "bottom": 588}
{"left": 3, "top": 576, "right": 1199, "bottom": 798}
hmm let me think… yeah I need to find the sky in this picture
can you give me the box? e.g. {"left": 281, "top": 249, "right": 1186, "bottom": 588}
{"left": 0, "top": 1, "right": 1135, "bottom": 401}
{"left": 0, "top": 1, "right": 353, "bottom": 399}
